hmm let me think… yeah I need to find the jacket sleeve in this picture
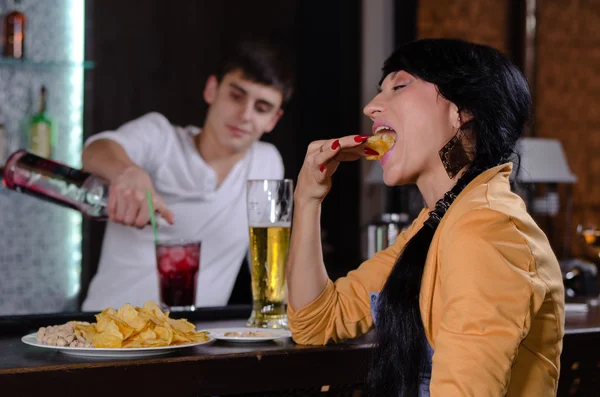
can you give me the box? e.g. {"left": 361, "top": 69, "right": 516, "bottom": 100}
{"left": 288, "top": 210, "right": 427, "bottom": 345}
{"left": 430, "top": 208, "right": 547, "bottom": 396}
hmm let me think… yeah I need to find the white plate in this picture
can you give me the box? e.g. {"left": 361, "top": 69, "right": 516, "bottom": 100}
{"left": 206, "top": 327, "right": 292, "bottom": 342}
{"left": 21, "top": 332, "right": 214, "bottom": 358}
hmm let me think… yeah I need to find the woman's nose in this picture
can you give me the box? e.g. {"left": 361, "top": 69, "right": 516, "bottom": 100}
{"left": 363, "top": 96, "right": 384, "bottom": 119}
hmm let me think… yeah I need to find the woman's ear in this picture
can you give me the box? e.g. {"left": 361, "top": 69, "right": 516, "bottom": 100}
{"left": 448, "top": 103, "right": 473, "bottom": 130}
{"left": 459, "top": 111, "right": 474, "bottom": 128}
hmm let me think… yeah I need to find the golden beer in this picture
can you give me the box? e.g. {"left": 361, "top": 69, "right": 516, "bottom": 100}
{"left": 247, "top": 225, "right": 290, "bottom": 328}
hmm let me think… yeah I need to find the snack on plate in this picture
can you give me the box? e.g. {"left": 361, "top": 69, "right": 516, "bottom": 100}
{"left": 36, "top": 321, "right": 93, "bottom": 348}
{"left": 224, "top": 330, "right": 273, "bottom": 338}
{"left": 35, "top": 301, "right": 209, "bottom": 349}
{"left": 365, "top": 134, "right": 396, "bottom": 160}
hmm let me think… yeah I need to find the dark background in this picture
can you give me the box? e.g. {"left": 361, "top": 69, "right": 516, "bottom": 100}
{"left": 81, "top": 0, "right": 364, "bottom": 305}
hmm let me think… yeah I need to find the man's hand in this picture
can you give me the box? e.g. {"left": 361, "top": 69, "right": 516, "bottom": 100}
{"left": 107, "top": 165, "right": 174, "bottom": 228}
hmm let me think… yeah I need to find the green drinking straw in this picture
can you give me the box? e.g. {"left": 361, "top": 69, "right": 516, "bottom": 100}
{"left": 146, "top": 189, "right": 159, "bottom": 244}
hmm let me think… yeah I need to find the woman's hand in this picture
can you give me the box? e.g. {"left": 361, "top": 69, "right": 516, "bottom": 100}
{"left": 294, "top": 135, "right": 378, "bottom": 204}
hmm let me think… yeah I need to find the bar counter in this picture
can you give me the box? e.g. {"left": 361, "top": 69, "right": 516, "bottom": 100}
{"left": 0, "top": 304, "right": 598, "bottom": 396}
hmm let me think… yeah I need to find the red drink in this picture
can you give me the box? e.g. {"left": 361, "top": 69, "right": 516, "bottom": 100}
{"left": 155, "top": 240, "right": 201, "bottom": 311}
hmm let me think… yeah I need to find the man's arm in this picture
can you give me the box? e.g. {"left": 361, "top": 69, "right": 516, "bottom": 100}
{"left": 82, "top": 113, "right": 174, "bottom": 226}
{"left": 82, "top": 139, "right": 138, "bottom": 183}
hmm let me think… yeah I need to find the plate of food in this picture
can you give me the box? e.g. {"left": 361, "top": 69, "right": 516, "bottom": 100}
{"left": 21, "top": 301, "right": 213, "bottom": 358}
{"left": 206, "top": 327, "right": 292, "bottom": 343}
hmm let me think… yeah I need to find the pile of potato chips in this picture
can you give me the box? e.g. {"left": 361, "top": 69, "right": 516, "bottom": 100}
{"left": 74, "top": 301, "right": 210, "bottom": 348}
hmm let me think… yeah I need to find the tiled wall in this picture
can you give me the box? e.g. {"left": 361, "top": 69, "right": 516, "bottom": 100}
{"left": 0, "top": 0, "right": 85, "bottom": 315}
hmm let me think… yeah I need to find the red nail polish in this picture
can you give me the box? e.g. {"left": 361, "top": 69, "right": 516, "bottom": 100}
{"left": 364, "top": 148, "right": 379, "bottom": 156}
{"left": 354, "top": 135, "right": 369, "bottom": 143}
{"left": 320, "top": 164, "right": 326, "bottom": 173}
{"left": 331, "top": 140, "right": 340, "bottom": 150}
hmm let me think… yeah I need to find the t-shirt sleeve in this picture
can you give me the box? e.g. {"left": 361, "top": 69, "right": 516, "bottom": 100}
{"left": 272, "top": 147, "right": 284, "bottom": 179}
{"left": 84, "top": 112, "right": 172, "bottom": 173}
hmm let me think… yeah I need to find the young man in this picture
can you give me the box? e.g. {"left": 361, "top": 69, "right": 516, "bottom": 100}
{"left": 81, "top": 40, "right": 294, "bottom": 311}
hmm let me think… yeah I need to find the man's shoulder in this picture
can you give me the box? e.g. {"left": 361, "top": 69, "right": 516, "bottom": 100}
{"left": 251, "top": 140, "right": 282, "bottom": 162}
{"left": 112, "top": 111, "right": 178, "bottom": 139}
{"left": 247, "top": 140, "right": 284, "bottom": 179}
{"left": 136, "top": 112, "right": 175, "bottom": 131}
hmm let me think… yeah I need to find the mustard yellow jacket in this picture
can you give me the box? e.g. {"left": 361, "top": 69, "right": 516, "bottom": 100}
{"left": 288, "top": 163, "right": 565, "bottom": 396}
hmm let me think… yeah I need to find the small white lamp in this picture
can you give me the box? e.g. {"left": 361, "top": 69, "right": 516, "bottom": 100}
{"left": 512, "top": 137, "right": 577, "bottom": 217}
{"left": 512, "top": 137, "right": 577, "bottom": 259}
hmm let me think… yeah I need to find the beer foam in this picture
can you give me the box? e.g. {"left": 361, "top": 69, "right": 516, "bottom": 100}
{"left": 249, "top": 222, "right": 291, "bottom": 228}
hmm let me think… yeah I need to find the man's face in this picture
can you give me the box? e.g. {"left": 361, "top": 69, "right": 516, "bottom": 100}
{"left": 203, "top": 69, "right": 284, "bottom": 153}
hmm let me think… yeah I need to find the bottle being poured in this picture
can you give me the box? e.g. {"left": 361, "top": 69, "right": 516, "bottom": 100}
{"left": 1, "top": 149, "right": 170, "bottom": 226}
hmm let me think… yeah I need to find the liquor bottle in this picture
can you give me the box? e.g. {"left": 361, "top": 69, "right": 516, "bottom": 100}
{"left": 1, "top": 149, "right": 108, "bottom": 218}
{"left": 28, "top": 86, "right": 55, "bottom": 158}
{"left": 1, "top": 149, "right": 169, "bottom": 226}
{"left": 2, "top": 1, "right": 25, "bottom": 59}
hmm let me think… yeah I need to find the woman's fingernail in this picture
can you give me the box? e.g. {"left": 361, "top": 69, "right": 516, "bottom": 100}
{"left": 320, "top": 164, "right": 326, "bottom": 173}
{"left": 354, "top": 135, "right": 369, "bottom": 143}
{"left": 331, "top": 140, "right": 340, "bottom": 150}
{"left": 365, "top": 148, "right": 379, "bottom": 156}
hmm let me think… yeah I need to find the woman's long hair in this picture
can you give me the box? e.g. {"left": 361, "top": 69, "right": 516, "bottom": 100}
{"left": 369, "top": 38, "right": 532, "bottom": 396}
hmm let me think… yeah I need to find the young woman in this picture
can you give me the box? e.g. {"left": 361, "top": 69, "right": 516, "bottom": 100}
{"left": 286, "top": 38, "right": 564, "bottom": 397}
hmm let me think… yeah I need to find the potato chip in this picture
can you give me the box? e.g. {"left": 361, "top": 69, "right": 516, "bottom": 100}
{"left": 365, "top": 134, "right": 396, "bottom": 160}
{"left": 168, "top": 318, "right": 196, "bottom": 334}
{"left": 74, "top": 322, "right": 98, "bottom": 341}
{"left": 117, "top": 303, "right": 148, "bottom": 330}
{"left": 141, "top": 338, "right": 169, "bottom": 347}
{"left": 92, "top": 320, "right": 123, "bottom": 348}
{"left": 188, "top": 331, "right": 210, "bottom": 343}
{"left": 141, "top": 301, "right": 168, "bottom": 322}
{"left": 137, "top": 327, "right": 157, "bottom": 341}
{"left": 92, "top": 333, "right": 123, "bottom": 348}
{"left": 95, "top": 313, "right": 115, "bottom": 333}
{"left": 154, "top": 326, "right": 173, "bottom": 345}
{"left": 122, "top": 339, "right": 164, "bottom": 348}
{"left": 171, "top": 329, "right": 193, "bottom": 344}
{"left": 106, "top": 314, "right": 135, "bottom": 339}
{"left": 95, "top": 307, "right": 118, "bottom": 323}
{"left": 54, "top": 300, "right": 209, "bottom": 349}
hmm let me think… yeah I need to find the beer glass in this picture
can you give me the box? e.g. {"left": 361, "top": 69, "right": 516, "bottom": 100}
{"left": 246, "top": 179, "right": 294, "bottom": 328}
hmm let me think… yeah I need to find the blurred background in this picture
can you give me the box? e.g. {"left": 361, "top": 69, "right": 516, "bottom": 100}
{"left": 0, "top": 0, "right": 599, "bottom": 316}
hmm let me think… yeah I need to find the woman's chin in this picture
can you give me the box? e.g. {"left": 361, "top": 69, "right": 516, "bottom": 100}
{"left": 383, "top": 168, "right": 414, "bottom": 187}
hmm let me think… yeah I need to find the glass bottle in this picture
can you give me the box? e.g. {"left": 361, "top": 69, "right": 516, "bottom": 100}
{"left": 1, "top": 149, "right": 169, "bottom": 226}
{"left": 2, "top": 0, "right": 25, "bottom": 59}
{"left": 28, "top": 86, "right": 55, "bottom": 158}
{"left": 2, "top": 149, "right": 108, "bottom": 218}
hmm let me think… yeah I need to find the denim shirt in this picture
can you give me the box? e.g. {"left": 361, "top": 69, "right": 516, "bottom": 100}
{"left": 370, "top": 292, "right": 433, "bottom": 397}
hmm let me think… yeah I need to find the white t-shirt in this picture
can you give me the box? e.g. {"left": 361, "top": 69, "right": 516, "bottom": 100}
{"left": 82, "top": 112, "right": 284, "bottom": 311}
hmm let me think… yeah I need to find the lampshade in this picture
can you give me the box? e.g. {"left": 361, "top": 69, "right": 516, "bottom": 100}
{"left": 512, "top": 137, "right": 577, "bottom": 184}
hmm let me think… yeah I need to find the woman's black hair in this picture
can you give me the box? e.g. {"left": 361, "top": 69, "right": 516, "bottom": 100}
{"left": 369, "top": 38, "right": 532, "bottom": 396}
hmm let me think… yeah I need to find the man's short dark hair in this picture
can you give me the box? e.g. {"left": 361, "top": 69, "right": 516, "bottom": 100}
{"left": 216, "top": 38, "right": 295, "bottom": 107}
